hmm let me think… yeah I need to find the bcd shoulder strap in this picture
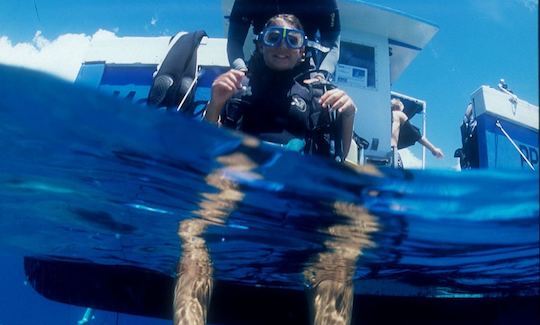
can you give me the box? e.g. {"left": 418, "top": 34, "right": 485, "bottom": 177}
{"left": 289, "top": 71, "right": 341, "bottom": 158}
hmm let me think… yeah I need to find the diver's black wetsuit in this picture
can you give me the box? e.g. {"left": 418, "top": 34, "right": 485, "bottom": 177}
{"left": 221, "top": 56, "right": 335, "bottom": 157}
{"left": 227, "top": 0, "right": 341, "bottom": 74}
{"left": 222, "top": 58, "right": 311, "bottom": 145}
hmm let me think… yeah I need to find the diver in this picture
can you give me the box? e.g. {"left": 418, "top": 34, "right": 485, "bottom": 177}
{"left": 206, "top": 14, "right": 355, "bottom": 161}
{"left": 227, "top": 0, "right": 341, "bottom": 78}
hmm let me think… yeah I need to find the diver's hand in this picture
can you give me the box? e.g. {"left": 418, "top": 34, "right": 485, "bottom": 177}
{"left": 303, "top": 72, "right": 326, "bottom": 85}
{"left": 205, "top": 69, "right": 245, "bottom": 123}
{"left": 210, "top": 69, "right": 245, "bottom": 106}
{"left": 319, "top": 88, "right": 356, "bottom": 117}
{"left": 320, "top": 88, "right": 357, "bottom": 158}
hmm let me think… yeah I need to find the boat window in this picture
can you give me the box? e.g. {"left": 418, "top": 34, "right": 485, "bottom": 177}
{"left": 336, "top": 42, "right": 375, "bottom": 89}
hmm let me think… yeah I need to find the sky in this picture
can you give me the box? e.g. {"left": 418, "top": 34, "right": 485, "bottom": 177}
{"left": 0, "top": 0, "right": 538, "bottom": 170}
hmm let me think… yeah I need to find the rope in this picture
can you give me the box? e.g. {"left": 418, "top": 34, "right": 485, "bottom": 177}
{"left": 176, "top": 69, "right": 200, "bottom": 112}
{"left": 495, "top": 120, "right": 535, "bottom": 171}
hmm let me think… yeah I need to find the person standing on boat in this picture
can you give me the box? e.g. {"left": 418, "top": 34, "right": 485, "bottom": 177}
{"left": 391, "top": 98, "right": 444, "bottom": 167}
{"left": 497, "top": 78, "right": 518, "bottom": 105}
{"left": 227, "top": 0, "right": 341, "bottom": 78}
{"left": 206, "top": 14, "right": 355, "bottom": 159}
{"left": 498, "top": 78, "right": 514, "bottom": 94}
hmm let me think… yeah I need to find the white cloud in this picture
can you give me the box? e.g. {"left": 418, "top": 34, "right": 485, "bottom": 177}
{"left": 0, "top": 29, "right": 118, "bottom": 82}
{"left": 471, "top": 1, "right": 505, "bottom": 22}
{"left": 398, "top": 148, "right": 423, "bottom": 169}
{"left": 472, "top": 0, "right": 538, "bottom": 23}
{"left": 515, "top": 0, "right": 538, "bottom": 11}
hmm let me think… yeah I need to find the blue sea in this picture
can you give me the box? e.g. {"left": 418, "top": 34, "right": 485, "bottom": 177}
{"left": 0, "top": 65, "right": 538, "bottom": 324}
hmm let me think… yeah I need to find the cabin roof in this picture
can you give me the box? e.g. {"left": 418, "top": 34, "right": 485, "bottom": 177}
{"left": 83, "top": 36, "right": 171, "bottom": 64}
{"left": 82, "top": 35, "right": 229, "bottom": 67}
{"left": 84, "top": 1, "right": 438, "bottom": 83}
{"left": 339, "top": 0, "right": 439, "bottom": 83}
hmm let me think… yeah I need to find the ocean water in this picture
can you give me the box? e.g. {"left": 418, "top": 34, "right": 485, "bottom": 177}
{"left": 0, "top": 64, "right": 538, "bottom": 324}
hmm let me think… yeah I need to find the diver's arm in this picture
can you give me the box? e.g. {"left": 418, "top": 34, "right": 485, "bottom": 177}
{"left": 318, "top": 33, "right": 340, "bottom": 75}
{"left": 205, "top": 69, "right": 245, "bottom": 124}
{"left": 318, "top": 0, "right": 341, "bottom": 75}
{"left": 227, "top": 21, "right": 250, "bottom": 70}
{"left": 227, "top": 0, "right": 251, "bottom": 70}
{"left": 204, "top": 102, "right": 223, "bottom": 124}
{"left": 319, "top": 88, "right": 356, "bottom": 157}
{"left": 340, "top": 106, "right": 355, "bottom": 157}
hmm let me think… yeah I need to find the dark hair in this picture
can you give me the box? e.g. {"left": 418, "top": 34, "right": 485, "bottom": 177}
{"left": 264, "top": 14, "right": 304, "bottom": 31}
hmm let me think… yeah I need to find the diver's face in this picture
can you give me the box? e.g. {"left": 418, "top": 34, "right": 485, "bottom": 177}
{"left": 261, "top": 21, "right": 305, "bottom": 71}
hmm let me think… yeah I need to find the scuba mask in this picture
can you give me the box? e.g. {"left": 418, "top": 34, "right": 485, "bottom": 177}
{"left": 258, "top": 27, "right": 307, "bottom": 49}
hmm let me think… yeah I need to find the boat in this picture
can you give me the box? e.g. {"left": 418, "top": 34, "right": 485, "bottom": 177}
{"left": 455, "top": 84, "right": 539, "bottom": 171}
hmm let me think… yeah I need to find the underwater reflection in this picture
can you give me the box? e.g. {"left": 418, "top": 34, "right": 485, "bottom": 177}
{"left": 174, "top": 140, "right": 258, "bottom": 325}
{"left": 173, "top": 139, "right": 379, "bottom": 325}
{"left": 304, "top": 201, "right": 378, "bottom": 325}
